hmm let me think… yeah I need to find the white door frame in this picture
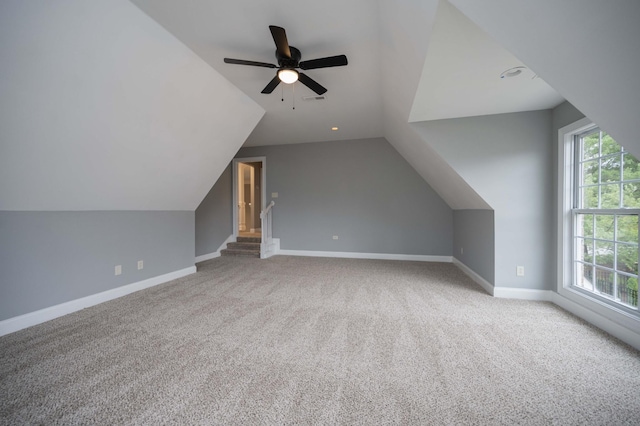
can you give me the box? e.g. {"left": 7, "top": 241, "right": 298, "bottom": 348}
{"left": 232, "top": 157, "right": 266, "bottom": 238}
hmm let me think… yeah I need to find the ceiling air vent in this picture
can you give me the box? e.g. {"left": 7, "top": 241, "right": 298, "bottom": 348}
{"left": 302, "top": 95, "right": 326, "bottom": 101}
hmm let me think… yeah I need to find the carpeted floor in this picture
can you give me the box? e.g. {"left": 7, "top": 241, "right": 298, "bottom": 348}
{"left": 1, "top": 256, "right": 639, "bottom": 425}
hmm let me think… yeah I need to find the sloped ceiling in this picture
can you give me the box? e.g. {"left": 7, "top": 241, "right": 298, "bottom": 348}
{"left": 448, "top": 0, "right": 640, "bottom": 158}
{"left": 377, "top": 0, "right": 491, "bottom": 210}
{"left": 410, "top": 0, "right": 564, "bottom": 122}
{"left": 0, "top": 0, "right": 263, "bottom": 211}
{"left": 130, "top": 0, "right": 384, "bottom": 147}
{"left": 3, "top": 0, "right": 638, "bottom": 212}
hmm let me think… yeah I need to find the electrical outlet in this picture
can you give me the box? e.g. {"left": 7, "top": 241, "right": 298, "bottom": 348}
{"left": 137, "top": 260, "right": 143, "bottom": 270}
{"left": 517, "top": 266, "right": 525, "bottom": 276}
{"left": 271, "top": 192, "right": 279, "bottom": 198}
{"left": 461, "top": 247, "right": 464, "bottom": 254}
{"left": 333, "top": 235, "right": 339, "bottom": 240}
{"left": 115, "top": 265, "right": 122, "bottom": 276}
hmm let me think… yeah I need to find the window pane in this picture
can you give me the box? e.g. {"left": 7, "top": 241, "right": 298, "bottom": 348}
{"left": 600, "top": 155, "right": 621, "bottom": 183}
{"left": 601, "top": 132, "right": 620, "bottom": 156}
{"left": 595, "top": 241, "right": 614, "bottom": 268}
{"left": 623, "top": 153, "right": 640, "bottom": 181}
{"left": 595, "top": 215, "right": 614, "bottom": 240}
{"left": 571, "top": 128, "right": 640, "bottom": 311}
{"left": 617, "top": 244, "right": 638, "bottom": 275}
{"left": 617, "top": 215, "right": 638, "bottom": 243}
{"left": 576, "top": 214, "right": 593, "bottom": 238}
{"left": 617, "top": 274, "right": 638, "bottom": 308}
{"left": 594, "top": 268, "right": 614, "bottom": 296}
{"left": 576, "top": 263, "right": 593, "bottom": 290}
{"left": 575, "top": 238, "right": 594, "bottom": 263}
{"left": 622, "top": 183, "right": 640, "bottom": 208}
{"left": 600, "top": 184, "right": 620, "bottom": 209}
{"left": 582, "top": 186, "right": 599, "bottom": 209}
{"left": 582, "top": 133, "right": 600, "bottom": 160}
{"left": 581, "top": 160, "right": 599, "bottom": 185}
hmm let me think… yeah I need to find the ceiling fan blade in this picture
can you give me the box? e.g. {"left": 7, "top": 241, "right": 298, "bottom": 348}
{"left": 261, "top": 75, "right": 281, "bottom": 94}
{"left": 299, "top": 55, "right": 348, "bottom": 70}
{"left": 224, "top": 58, "right": 277, "bottom": 68}
{"left": 269, "top": 25, "right": 291, "bottom": 59}
{"left": 298, "top": 72, "right": 327, "bottom": 95}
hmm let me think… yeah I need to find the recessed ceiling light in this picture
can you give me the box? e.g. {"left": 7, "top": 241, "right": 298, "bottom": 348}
{"left": 500, "top": 66, "right": 527, "bottom": 79}
{"left": 331, "top": 127, "right": 339, "bottom": 131}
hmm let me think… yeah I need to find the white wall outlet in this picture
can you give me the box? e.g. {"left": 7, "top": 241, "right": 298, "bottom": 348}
{"left": 333, "top": 235, "right": 339, "bottom": 240}
{"left": 516, "top": 266, "right": 525, "bottom": 277}
{"left": 137, "top": 260, "right": 143, "bottom": 270}
{"left": 461, "top": 247, "right": 464, "bottom": 254}
{"left": 115, "top": 265, "right": 122, "bottom": 276}
{"left": 271, "top": 192, "right": 278, "bottom": 198}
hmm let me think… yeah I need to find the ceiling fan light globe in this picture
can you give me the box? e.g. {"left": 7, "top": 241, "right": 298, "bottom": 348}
{"left": 278, "top": 69, "right": 299, "bottom": 84}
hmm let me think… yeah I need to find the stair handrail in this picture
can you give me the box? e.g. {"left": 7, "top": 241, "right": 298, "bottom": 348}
{"left": 260, "top": 201, "right": 275, "bottom": 246}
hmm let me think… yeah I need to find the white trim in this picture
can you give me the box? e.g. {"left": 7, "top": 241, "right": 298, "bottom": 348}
{"left": 556, "top": 117, "right": 640, "bottom": 350}
{"left": 261, "top": 238, "right": 280, "bottom": 259}
{"left": 0, "top": 266, "right": 197, "bottom": 337}
{"left": 195, "top": 252, "right": 220, "bottom": 263}
{"left": 452, "top": 257, "right": 494, "bottom": 295}
{"left": 278, "top": 249, "right": 452, "bottom": 263}
{"left": 493, "top": 287, "right": 552, "bottom": 301}
{"left": 195, "top": 234, "right": 235, "bottom": 263}
{"left": 550, "top": 291, "right": 640, "bottom": 351}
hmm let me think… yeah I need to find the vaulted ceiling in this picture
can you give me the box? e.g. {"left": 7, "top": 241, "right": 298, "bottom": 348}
{"left": 2, "top": 0, "right": 639, "bottom": 211}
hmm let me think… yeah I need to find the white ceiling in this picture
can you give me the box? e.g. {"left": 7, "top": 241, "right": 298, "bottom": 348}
{"left": 448, "top": 0, "right": 640, "bottom": 159}
{"left": 4, "top": 0, "right": 636, "bottom": 212}
{"left": 409, "top": 0, "right": 564, "bottom": 122}
{"left": 130, "top": 0, "right": 384, "bottom": 147}
{"left": 130, "top": 0, "right": 562, "bottom": 148}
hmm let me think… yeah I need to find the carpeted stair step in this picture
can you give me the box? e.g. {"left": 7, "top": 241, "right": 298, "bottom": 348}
{"left": 220, "top": 248, "right": 260, "bottom": 258}
{"left": 227, "top": 242, "right": 261, "bottom": 251}
{"left": 221, "top": 238, "right": 261, "bottom": 258}
{"left": 237, "top": 236, "right": 261, "bottom": 244}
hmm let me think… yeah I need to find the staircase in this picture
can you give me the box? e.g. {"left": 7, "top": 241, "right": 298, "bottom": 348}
{"left": 221, "top": 237, "right": 261, "bottom": 258}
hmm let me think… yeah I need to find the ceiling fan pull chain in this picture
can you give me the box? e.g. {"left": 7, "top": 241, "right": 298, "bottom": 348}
{"left": 281, "top": 84, "right": 284, "bottom": 102}
{"left": 292, "top": 83, "right": 295, "bottom": 110}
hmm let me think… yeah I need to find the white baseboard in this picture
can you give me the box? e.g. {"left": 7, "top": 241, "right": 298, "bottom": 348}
{"left": 0, "top": 266, "right": 197, "bottom": 337}
{"left": 451, "top": 259, "right": 639, "bottom": 350}
{"left": 493, "top": 287, "right": 553, "bottom": 301}
{"left": 452, "top": 257, "right": 494, "bottom": 295}
{"left": 549, "top": 292, "right": 640, "bottom": 351}
{"left": 278, "top": 249, "right": 452, "bottom": 263}
{"left": 195, "top": 234, "right": 235, "bottom": 263}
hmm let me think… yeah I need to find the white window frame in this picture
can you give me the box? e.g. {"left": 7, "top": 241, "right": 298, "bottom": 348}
{"left": 558, "top": 118, "right": 640, "bottom": 333}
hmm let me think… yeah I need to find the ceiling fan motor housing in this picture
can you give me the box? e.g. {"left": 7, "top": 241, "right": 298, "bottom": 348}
{"left": 277, "top": 46, "right": 301, "bottom": 69}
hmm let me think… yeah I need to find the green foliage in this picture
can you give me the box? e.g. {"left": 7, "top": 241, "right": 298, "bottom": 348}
{"left": 578, "top": 131, "right": 639, "bottom": 306}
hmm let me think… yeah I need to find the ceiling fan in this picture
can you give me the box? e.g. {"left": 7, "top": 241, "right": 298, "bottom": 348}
{"left": 224, "top": 25, "right": 348, "bottom": 96}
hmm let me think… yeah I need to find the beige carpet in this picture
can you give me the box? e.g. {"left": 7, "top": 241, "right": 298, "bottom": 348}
{"left": 1, "top": 256, "right": 639, "bottom": 425}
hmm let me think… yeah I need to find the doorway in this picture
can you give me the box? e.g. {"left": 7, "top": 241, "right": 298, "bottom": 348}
{"left": 233, "top": 157, "right": 266, "bottom": 239}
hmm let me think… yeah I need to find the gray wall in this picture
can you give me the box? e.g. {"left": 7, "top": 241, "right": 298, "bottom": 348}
{"left": 413, "top": 110, "right": 553, "bottom": 290}
{"left": 234, "top": 138, "right": 453, "bottom": 255}
{"left": 0, "top": 211, "right": 194, "bottom": 320}
{"left": 195, "top": 164, "right": 233, "bottom": 257}
{"left": 453, "top": 209, "right": 495, "bottom": 284}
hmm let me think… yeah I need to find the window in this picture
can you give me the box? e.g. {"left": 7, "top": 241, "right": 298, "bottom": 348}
{"left": 572, "top": 128, "right": 639, "bottom": 311}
